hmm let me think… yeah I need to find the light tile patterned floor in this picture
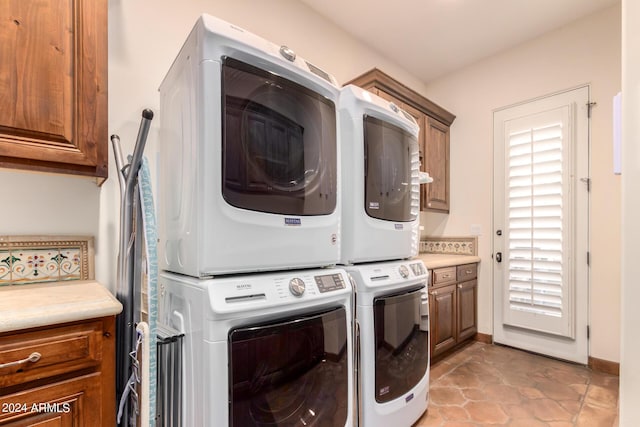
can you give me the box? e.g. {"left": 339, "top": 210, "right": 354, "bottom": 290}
{"left": 414, "top": 342, "right": 619, "bottom": 426}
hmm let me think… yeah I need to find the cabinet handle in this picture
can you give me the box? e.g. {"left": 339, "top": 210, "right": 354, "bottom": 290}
{"left": 458, "top": 284, "right": 462, "bottom": 289}
{"left": 465, "top": 270, "right": 472, "bottom": 274}
{"left": 432, "top": 291, "right": 438, "bottom": 296}
{"left": 442, "top": 274, "right": 450, "bottom": 279}
{"left": 0, "top": 352, "right": 41, "bottom": 369}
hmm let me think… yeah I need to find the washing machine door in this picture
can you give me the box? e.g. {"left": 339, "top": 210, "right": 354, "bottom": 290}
{"left": 363, "top": 115, "right": 417, "bottom": 222}
{"left": 228, "top": 307, "right": 348, "bottom": 426}
{"left": 222, "top": 57, "right": 337, "bottom": 216}
{"left": 373, "top": 287, "right": 429, "bottom": 403}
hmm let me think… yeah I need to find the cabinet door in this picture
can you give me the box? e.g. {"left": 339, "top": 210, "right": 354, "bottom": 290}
{"left": 0, "top": 373, "right": 101, "bottom": 425}
{"left": 457, "top": 279, "right": 478, "bottom": 342}
{"left": 0, "top": 0, "right": 108, "bottom": 180}
{"left": 429, "top": 284, "right": 457, "bottom": 358}
{"left": 424, "top": 117, "right": 450, "bottom": 212}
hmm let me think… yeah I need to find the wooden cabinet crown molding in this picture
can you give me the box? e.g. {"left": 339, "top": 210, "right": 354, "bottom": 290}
{"left": 0, "top": 0, "right": 108, "bottom": 184}
{"left": 345, "top": 68, "right": 455, "bottom": 126}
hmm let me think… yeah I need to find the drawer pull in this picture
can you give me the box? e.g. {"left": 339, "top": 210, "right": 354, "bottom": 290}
{"left": 465, "top": 270, "right": 472, "bottom": 274}
{"left": 432, "top": 291, "right": 438, "bottom": 296}
{"left": 458, "top": 284, "right": 462, "bottom": 289}
{"left": 0, "top": 352, "right": 41, "bottom": 369}
{"left": 441, "top": 274, "right": 450, "bottom": 278}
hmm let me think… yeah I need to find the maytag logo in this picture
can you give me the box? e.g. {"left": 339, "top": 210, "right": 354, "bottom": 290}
{"left": 236, "top": 284, "right": 252, "bottom": 291}
{"left": 284, "top": 217, "right": 302, "bottom": 226}
{"left": 394, "top": 224, "right": 403, "bottom": 230}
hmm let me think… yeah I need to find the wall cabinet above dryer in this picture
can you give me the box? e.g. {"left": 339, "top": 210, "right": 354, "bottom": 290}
{"left": 345, "top": 69, "right": 455, "bottom": 213}
{"left": 0, "top": 0, "right": 108, "bottom": 183}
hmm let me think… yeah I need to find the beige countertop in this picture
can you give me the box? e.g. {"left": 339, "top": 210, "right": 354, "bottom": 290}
{"left": 417, "top": 253, "right": 481, "bottom": 270}
{"left": 0, "top": 280, "right": 122, "bottom": 333}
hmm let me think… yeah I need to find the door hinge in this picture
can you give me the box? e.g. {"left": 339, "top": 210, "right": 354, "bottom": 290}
{"left": 587, "top": 101, "right": 597, "bottom": 118}
{"left": 587, "top": 325, "right": 590, "bottom": 339}
{"left": 587, "top": 251, "right": 590, "bottom": 266}
{"left": 580, "top": 177, "right": 591, "bottom": 192}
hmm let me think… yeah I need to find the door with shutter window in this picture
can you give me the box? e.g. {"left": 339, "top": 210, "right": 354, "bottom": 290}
{"left": 493, "top": 87, "right": 589, "bottom": 363}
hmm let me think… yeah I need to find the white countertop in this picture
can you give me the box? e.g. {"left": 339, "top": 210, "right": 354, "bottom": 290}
{"left": 417, "top": 253, "right": 481, "bottom": 269}
{"left": 0, "top": 280, "right": 122, "bottom": 333}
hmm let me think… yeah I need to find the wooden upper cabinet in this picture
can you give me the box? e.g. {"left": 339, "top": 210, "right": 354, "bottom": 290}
{"left": 424, "top": 116, "right": 450, "bottom": 212}
{"left": 0, "top": 0, "right": 108, "bottom": 182}
{"left": 346, "top": 69, "right": 455, "bottom": 213}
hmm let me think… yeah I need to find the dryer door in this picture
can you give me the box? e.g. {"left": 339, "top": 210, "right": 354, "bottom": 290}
{"left": 363, "top": 115, "right": 418, "bottom": 222}
{"left": 222, "top": 57, "right": 337, "bottom": 216}
{"left": 373, "top": 287, "right": 429, "bottom": 403}
{"left": 228, "top": 307, "right": 348, "bottom": 427}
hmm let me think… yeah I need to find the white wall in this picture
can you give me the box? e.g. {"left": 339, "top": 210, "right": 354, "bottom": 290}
{"left": 619, "top": 0, "right": 640, "bottom": 422}
{"left": 0, "top": 170, "right": 100, "bottom": 237}
{"left": 419, "top": 5, "right": 621, "bottom": 362}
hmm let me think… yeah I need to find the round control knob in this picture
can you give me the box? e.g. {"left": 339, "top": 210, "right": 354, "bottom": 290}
{"left": 289, "top": 278, "right": 306, "bottom": 296}
{"left": 398, "top": 265, "right": 410, "bottom": 279}
{"left": 389, "top": 102, "right": 399, "bottom": 113}
{"left": 279, "top": 45, "right": 297, "bottom": 62}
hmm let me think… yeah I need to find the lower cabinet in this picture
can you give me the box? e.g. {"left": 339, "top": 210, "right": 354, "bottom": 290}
{"left": 429, "top": 263, "right": 478, "bottom": 360}
{"left": 430, "top": 283, "right": 457, "bottom": 356}
{"left": 457, "top": 279, "right": 478, "bottom": 342}
{"left": 0, "top": 317, "right": 116, "bottom": 426}
{"left": 0, "top": 373, "right": 101, "bottom": 425}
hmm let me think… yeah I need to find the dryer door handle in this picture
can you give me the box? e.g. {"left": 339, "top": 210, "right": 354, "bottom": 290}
{"left": 419, "top": 290, "right": 429, "bottom": 332}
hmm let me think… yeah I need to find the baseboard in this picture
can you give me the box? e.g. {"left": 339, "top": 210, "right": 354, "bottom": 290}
{"left": 588, "top": 356, "right": 620, "bottom": 376}
{"left": 474, "top": 332, "right": 493, "bottom": 344}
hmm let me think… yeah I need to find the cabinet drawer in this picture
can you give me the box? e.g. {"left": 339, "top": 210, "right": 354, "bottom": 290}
{"left": 432, "top": 266, "right": 456, "bottom": 286}
{"left": 0, "top": 321, "right": 103, "bottom": 388}
{"left": 457, "top": 263, "right": 477, "bottom": 282}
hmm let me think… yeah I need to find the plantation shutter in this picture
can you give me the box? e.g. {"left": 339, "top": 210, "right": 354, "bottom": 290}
{"left": 503, "top": 106, "right": 574, "bottom": 338}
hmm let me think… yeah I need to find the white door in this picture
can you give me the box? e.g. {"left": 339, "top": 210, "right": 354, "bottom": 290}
{"left": 493, "top": 86, "right": 589, "bottom": 364}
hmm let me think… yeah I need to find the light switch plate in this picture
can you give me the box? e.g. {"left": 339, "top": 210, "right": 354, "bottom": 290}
{"left": 470, "top": 224, "right": 482, "bottom": 236}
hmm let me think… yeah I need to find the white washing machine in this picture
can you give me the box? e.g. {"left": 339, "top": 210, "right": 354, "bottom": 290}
{"left": 159, "top": 14, "right": 341, "bottom": 277}
{"left": 338, "top": 85, "right": 421, "bottom": 265}
{"left": 346, "top": 259, "right": 430, "bottom": 427}
{"left": 158, "top": 268, "right": 354, "bottom": 427}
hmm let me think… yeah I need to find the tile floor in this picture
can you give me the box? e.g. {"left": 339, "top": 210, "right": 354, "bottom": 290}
{"left": 414, "top": 342, "right": 619, "bottom": 427}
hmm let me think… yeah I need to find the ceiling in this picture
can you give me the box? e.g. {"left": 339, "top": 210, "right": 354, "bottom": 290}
{"left": 300, "top": 0, "right": 620, "bottom": 83}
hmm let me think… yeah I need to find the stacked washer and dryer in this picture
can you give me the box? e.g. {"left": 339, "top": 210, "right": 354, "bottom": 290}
{"left": 157, "top": 14, "right": 429, "bottom": 427}
{"left": 338, "top": 86, "right": 430, "bottom": 427}
{"left": 158, "top": 15, "right": 353, "bottom": 427}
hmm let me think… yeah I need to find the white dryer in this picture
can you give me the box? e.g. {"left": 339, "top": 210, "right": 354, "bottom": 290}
{"left": 346, "top": 259, "right": 430, "bottom": 427}
{"left": 158, "top": 268, "right": 354, "bottom": 427}
{"left": 159, "top": 15, "right": 341, "bottom": 277}
{"left": 338, "top": 85, "right": 420, "bottom": 265}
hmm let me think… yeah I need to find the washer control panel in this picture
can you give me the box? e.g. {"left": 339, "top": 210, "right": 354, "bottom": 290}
{"left": 288, "top": 277, "right": 306, "bottom": 296}
{"left": 409, "top": 262, "right": 426, "bottom": 276}
{"left": 314, "top": 273, "right": 346, "bottom": 293}
{"left": 398, "top": 264, "right": 410, "bottom": 278}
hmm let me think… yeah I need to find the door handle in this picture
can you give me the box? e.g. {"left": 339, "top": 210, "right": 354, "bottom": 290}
{"left": 496, "top": 252, "right": 502, "bottom": 263}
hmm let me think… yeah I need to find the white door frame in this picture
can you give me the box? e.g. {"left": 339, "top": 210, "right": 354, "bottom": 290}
{"left": 492, "top": 85, "right": 590, "bottom": 364}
